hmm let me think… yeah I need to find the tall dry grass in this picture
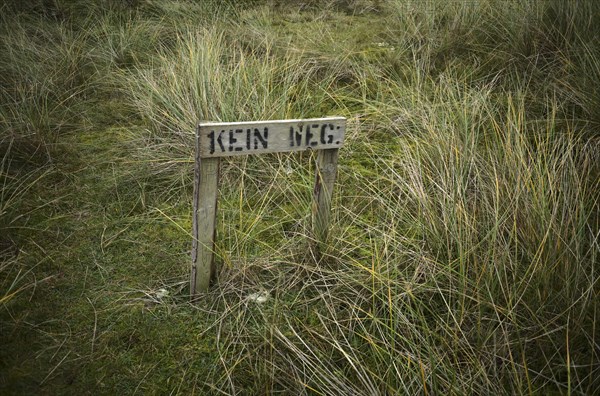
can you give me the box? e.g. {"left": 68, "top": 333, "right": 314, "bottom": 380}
{"left": 1, "top": 0, "right": 598, "bottom": 393}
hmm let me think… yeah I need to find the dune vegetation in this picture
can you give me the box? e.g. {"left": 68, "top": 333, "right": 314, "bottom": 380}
{"left": 1, "top": 0, "right": 599, "bottom": 394}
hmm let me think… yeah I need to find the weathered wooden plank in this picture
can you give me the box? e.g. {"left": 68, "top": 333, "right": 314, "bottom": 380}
{"left": 312, "top": 148, "right": 339, "bottom": 243}
{"left": 198, "top": 117, "right": 346, "bottom": 158}
{"left": 191, "top": 130, "right": 220, "bottom": 295}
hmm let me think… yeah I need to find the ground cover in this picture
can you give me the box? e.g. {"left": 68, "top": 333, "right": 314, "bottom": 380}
{"left": 1, "top": 0, "right": 599, "bottom": 394}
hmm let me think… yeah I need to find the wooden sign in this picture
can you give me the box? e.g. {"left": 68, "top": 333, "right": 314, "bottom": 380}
{"left": 197, "top": 117, "right": 345, "bottom": 158}
{"left": 191, "top": 117, "right": 346, "bottom": 297}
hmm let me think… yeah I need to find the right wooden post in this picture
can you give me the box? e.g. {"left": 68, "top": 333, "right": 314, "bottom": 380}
{"left": 312, "top": 148, "right": 339, "bottom": 243}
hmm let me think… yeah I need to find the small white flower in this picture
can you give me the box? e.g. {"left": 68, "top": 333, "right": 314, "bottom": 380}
{"left": 155, "top": 288, "right": 169, "bottom": 299}
{"left": 248, "top": 290, "right": 270, "bottom": 304}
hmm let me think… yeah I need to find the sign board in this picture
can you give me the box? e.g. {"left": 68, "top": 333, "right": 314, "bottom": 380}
{"left": 191, "top": 117, "right": 346, "bottom": 297}
{"left": 197, "top": 117, "right": 345, "bottom": 158}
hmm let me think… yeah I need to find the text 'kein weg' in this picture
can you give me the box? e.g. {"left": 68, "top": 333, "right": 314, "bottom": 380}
{"left": 206, "top": 123, "right": 343, "bottom": 155}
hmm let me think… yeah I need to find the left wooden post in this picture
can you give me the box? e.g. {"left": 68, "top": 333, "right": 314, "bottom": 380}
{"left": 191, "top": 125, "right": 220, "bottom": 297}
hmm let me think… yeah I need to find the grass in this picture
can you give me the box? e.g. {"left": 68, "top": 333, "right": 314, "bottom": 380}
{"left": 1, "top": 0, "right": 599, "bottom": 394}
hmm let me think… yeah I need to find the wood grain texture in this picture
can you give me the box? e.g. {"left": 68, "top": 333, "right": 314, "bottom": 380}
{"left": 191, "top": 127, "right": 220, "bottom": 295}
{"left": 312, "top": 148, "right": 339, "bottom": 243}
{"left": 198, "top": 117, "right": 345, "bottom": 158}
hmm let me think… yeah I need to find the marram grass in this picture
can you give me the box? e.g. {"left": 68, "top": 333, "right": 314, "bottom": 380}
{"left": 1, "top": 0, "right": 598, "bottom": 394}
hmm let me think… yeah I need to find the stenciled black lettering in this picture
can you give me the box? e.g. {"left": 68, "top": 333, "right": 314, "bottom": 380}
{"left": 295, "top": 125, "right": 303, "bottom": 147}
{"left": 327, "top": 124, "right": 335, "bottom": 143}
{"left": 246, "top": 129, "right": 251, "bottom": 150}
{"left": 234, "top": 129, "right": 244, "bottom": 151}
{"left": 216, "top": 130, "right": 225, "bottom": 152}
{"left": 253, "top": 127, "right": 268, "bottom": 149}
{"left": 228, "top": 130, "right": 236, "bottom": 152}
{"left": 319, "top": 124, "right": 335, "bottom": 144}
{"left": 320, "top": 124, "right": 327, "bottom": 144}
{"left": 289, "top": 127, "right": 294, "bottom": 147}
{"left": 308, "top": 124, "right": 319, "bottom": 146}
{"left": 208, "top": 131, "right": 215, "bottom": 154}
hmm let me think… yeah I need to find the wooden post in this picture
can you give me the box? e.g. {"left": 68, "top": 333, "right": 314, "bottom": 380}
{"left": 312, "top": 148, "right": 339, "bottom": 243}
{"left": 191, "top": 127, "right": 220, "bottom": 296}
